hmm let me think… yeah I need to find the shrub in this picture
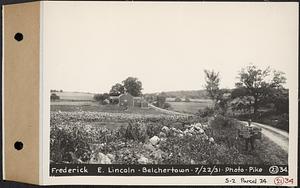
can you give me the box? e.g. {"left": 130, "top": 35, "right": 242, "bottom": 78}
{"left": 197, "top": 107, "right": 214, "bottom": 118}
{"left": 110, "top": 98, "right": 119, "bottom": 105}
{"left": 50, "top": 93, "right": 60, "bottom": 101}
{"left": 184, "top": 97, "right": 190, "bottom": 102}
{"left": 146, "top": 122, "right": 164, "bottom": 138}
{"left": 159, "top": 134, "right": 218, "bottom": 164}
{"left": 125, "top": 120, "right": 148, "bottom": 142}
{"left": 50, "top": 124, "right": 92, "bottom": 163}
{"left": 162, "top": 102, "right": 171, "bottom": 109}
{"left": 93, "top": 94, "right": 102, "bottom": 101}
{"left": 94, "top": 93, "right": 110, "bottom": 104}
{"left": 208, "top": 115, "right": 240, "bottom": 148}
{"left": 174, "top": 97, "right": 182, "bottom": 102}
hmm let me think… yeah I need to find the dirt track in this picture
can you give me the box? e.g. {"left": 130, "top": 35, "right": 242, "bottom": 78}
{"left": 148, "top": 104, "right": 191, "bottom": 116}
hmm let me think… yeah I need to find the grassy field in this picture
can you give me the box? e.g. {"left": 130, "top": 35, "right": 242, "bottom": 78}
{"left": 51, "top": 103, "right": 168, "bottom": 115}
{"left": 51, "top": 101, "right": 95, "bottom": 106}
{"left": 168, "top": 100, "right": 213, "bottom": 114}
{"left": 52, "top": 91, "right": 94, "bottom": 101}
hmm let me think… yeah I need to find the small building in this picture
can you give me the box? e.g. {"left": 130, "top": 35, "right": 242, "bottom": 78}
{"left": 113, "top": 93, "right": 149, "bottom": 109}
{"left": 119, "top": 93, "right": 134, "bottom": 108}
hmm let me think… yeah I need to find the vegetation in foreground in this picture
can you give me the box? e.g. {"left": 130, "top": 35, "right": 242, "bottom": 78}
{"left": 50, "top": 109, "right": 287, "bottom": 165}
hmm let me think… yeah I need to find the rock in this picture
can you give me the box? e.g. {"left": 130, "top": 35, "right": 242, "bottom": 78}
{"left": 209, "top": 137, "right": 215, "bottom": 143}
{"left": 106, "top": 153, "right": 115, "bottom": 162}
{"left": 160, "top": 137, "right": 167, "bottom": 143}
{"left": 159, "top": 132, "right": 166, "bottom": 138}
{"left": 202, "top": 124, "right": 208, "bottom": 128}
{"left": 184, "top": 124, "right": 191, "bottom": 129}
{"left": 161, "top": 126, "right": 170, "bottom": 133}
{"left": 183, "top": 129, "right": 189, "bottom": 135}
{"left": 138, "top": 155, "right": 149, "bottom": 164}
{"left": 187, "top": 133, "right": 193, "bottom": 137}
{"left": 195, "top": 122, "right": 202, "bottom": 127}
{"left": 144, "top": 143, "right": 156, "bottom": 152}
{"left": 99, "top": 153, "right": 112, "bottom": 164}
{"left": 177, "top": 129, "right": 183, "bottom": 134}
{"left": 191, "top": 159, "right": 196, "bottom": 164}
{"left": 150, "top": 136, "right": 160, "bottom": 145}
{"left": 193, "top": 123, "right": 202, "bottom": 130}
{"left": 89, "top": 152, "right": 112, "bottom": 164}
{"left": 178, "top": 133, "right": 184, "bottom": 138}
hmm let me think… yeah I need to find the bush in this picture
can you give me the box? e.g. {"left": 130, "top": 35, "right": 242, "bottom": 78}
{"left": 184, "top": 98, "right": 190, "bottom": 102}
{"left": 50, "top": 124, "right": 92, "bottom": 163}
{"left": 162, "top": 102, "right": 171, "bottom": 109}
{"left": 93, "top": 94, "right": 102, "bottom": 101}
{"left": 174, "top": 97, "right": 182, "bottom": 102}
{"left": 110, "top": 98, "right": 119, "bottom": 105}
{"left": 125, "top": 120, "right": 148, "bottom": 142}
{"left": 257, "top": 113, "right": 289, "bottom": 132}
{"left": 50, "top": 93, "right": 60, "bottom": 101}
{"left": 197, "top": 107, "right": 214, "bottom": 118}
{"left": 146, "top": 122, "right": 164, "bottom": 138}
{"left": 94, "top": 93, "right": 110, "bottom": 104}
{"left": 208, "top": 115, "right": 240, "bottom": 148}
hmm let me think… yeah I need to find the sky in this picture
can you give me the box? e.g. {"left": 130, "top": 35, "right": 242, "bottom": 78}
{"left": 44, "top": 2, "right": 298, "bottom": 93}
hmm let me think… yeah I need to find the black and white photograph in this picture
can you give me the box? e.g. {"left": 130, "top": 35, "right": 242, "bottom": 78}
{"left": 1, "top": 1, "right": 298, "bottom": 186}
{"left": 48, "top": 2, "right": 295, "bottom": 168}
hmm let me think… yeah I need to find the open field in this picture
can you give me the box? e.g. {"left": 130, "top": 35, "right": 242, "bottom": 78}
{"left": 52, "top": 91, "right": 94, "bottom": 101}
{"left": 51, "top": 103, "right": 170, "bottom": 116}
{"left": 51, "top": 101, "right": 95, "bottom": 106}
{"left": 168, "top": 100, "right": 213, "bottom": 114}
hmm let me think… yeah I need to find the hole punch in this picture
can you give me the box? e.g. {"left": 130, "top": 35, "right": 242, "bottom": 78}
{"left": 14, "top": 141, "right": 23, "bottom": 150}
{"left": 14, "top": 33, "right": 23, "bottom": 41}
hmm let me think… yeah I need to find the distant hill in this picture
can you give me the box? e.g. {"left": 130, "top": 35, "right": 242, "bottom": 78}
{"left": 51, "top": 91, "right": 95, "bottom": 101}
{"left": 145, "top": 90, "right": 210, "bottom": 99}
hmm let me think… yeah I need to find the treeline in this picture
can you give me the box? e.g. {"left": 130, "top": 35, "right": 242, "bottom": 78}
{"left": 93, "top": 77, "right": 143, "bottom": 104}
{"left": 201, "top": 64, "right": 289, "bottom": 131}
{"left": 147, "top": 90, "right": 210, "bottom": 99}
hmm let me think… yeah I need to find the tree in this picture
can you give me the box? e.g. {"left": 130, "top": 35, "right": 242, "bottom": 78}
{"left": 153, "top": 92, "right": 169, "bottom": 108}
{"left": 270, "top": 70, "right": 287, "bottom": 89}
{"left": 122, "top": 77, "right": 143, "bottom": 97}
{"left": 269, "top": 88, "right": 289, "bottom": 114}
{"left": 109, "top": 83, "right": 125, "bottom": 96}
{"left": 50, "top": 93, "right": 60, "bottom": 101}
{"left": 234, "top": 65, "right": 286, "bottom": 115}
{"left": 174, "top": 97, "right": 182, "bottom": 102}
{"left": 204, "top": 70, "right": 221, "bottom": 105}
{"left": 93, "top": 93, "right": 110, "bottom": 104}
{"left": 184, "top": 97, "right": 190, "bottom": 102}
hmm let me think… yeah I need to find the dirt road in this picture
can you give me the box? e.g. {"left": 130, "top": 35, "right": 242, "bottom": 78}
{"left": 148, "top": 104, "right": 192, "bottom": 116}
{"left": 241, "top": 121, "right": 289, "bottom": 153}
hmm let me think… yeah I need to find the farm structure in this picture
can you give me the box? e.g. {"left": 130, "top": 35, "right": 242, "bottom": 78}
{"left": 113, "top": 93, "right": 148, "bottom": 108}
